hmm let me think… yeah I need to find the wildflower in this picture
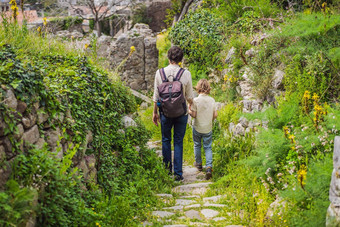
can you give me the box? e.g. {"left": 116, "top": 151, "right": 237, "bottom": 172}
{"left": 43, "top": 17, "right": 48, "bottom": 26}
{"left": 91, "top": 207, "right": 94, "bottom": 210}
{"left": 37, "top": 26, "right": 42, "bottom": 36}
{"left": 224, "top": 74, "right": 229, "bottom": 81}
{"left": 283, "top": 126, "right": 289, "bottom": 137}
{"left": 178, "top": 62, "right": 182, "bottom": 67}
{"left": 312, "top": 93, "right": 319, "bottom": 102}
{"left": 298, "top": 165, "right": 307, "bottom": 189}
{"left": 288, "top": 134, "right": 296, "bottom": 144}
{"left": 303, "top": 90, "right": 310, "bottom": 99}
{"left": 85, "top": 44, "right": 90, "bottom": 49}
{"left": 95, "top": 223, "right": 101, "bottom": 227}
{"left": 130, "top": 46, "right": 136, "bottom": 53}
{"left": 9, "top": 0, "right": 19, "bottom": 21}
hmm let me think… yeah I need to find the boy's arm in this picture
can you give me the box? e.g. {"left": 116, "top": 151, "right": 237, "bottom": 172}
{"left": 188, "top": 103, "right": 197, "bottom": 118}
{"left": 213, "top": 110, "right": 218, "bottom": 120}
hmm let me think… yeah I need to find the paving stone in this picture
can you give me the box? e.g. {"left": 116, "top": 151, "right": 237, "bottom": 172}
{"left": 156, "top": 194, "right": 173, "bottom": 198}
{"left": 180, "top": 195, "right": 200, "bottom": 199}
{"left": 163, "top": 205, "right": 183, "bottom": 211}
{"left": 189, "top": 222, "right": 210, "bottom": 226}
{"left": 203, "top": 203, "right": 227, "bottom": 208}
{"left": 152, "top": 211, "right": 175, "bottom": 218}
{"left": 200, "top": 209, "right": 220, "bottom": 219}
{"left": 178, "top": 216, "right": 186, "bottom": 220}
{"left": 213, "top": 217, "right": 226, "bottom": 221}
{"left": 176, "top": 199, "right": 195, "bottom": 206}
{"left": 142, "top": 221, "right": 153, "bottom": 226}
{"left": 173, "top": 182, "right": 212, "bottom": 195}
{"left": 203, "top": 195, "right": 223, "bottom": 203}
{"left": 184, "top": 204, "right": 201, "bottom": 209}
{"left": 185, "top": 210, "right": 202, "bottom": 220}
{"left": 163, "top": 225, "right": 188, "bottom": 227}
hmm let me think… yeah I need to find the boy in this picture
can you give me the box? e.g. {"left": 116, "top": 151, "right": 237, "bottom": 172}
{"left": 188, "top": 79, "right": 217, "bottom": 180}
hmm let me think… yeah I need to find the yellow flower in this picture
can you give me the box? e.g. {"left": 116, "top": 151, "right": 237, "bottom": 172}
{"left": 224, "top": 74, "right": 228, "bottom": 81}
{"left": 37, "top": 27, "right": 41, "bottom": 32}
{"left": 312, "top": 93, "right": 319, "bottom": 101}
{"left": 43, "top": 17, "right": 47, "bottom": 26}
{"left": 95, "top": 223, "right": 101, "bottom": 227}
{"left": 179, "top": 62, "right": 182, "bottom": 67}
{"left": 298, "top": 165, "right": 307, "bottom": 189}
{"left": 91, "top": 207, "right": 94, "bottom": 210}
{"left": 130, "top": 46, "right": 136, "bottom": 53}
{"left": 85, "top": 44, "right": 90, "bottom": 49}
{"left": 303, "top": 90, "right": 310, "bottom": 99}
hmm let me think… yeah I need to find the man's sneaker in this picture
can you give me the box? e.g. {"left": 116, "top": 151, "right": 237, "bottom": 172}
{"left": 174, "top": 175, "right": 184, "bottom": 181}
{"left": 206, "top": 167, "right": 212, "bottom": 180}
{"left": 194, "top": 162, "right": 203, "bottom": 171}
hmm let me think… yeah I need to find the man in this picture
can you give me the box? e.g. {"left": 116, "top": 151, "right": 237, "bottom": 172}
{"left": 152, "top": 46, "right": 194, "bottom": 181}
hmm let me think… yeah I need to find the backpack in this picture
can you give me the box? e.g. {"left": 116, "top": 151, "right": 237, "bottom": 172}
{"left": 157, "top": 68, "right": 187, "bottom": 118}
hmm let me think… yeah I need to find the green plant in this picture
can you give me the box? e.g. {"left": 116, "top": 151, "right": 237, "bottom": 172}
{"left": 0, "top": 180, "right": 37, "bottom": 226}
{"left": 132, "top": 4, "right": 152, "bottom": 26}
{"left": 169, "top": 9, "right": 225, "bottom": 71}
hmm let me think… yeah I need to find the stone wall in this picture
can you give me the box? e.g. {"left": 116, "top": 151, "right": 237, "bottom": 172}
{"left": 146, "top": 1, "right": 172, "bottom": 32}
{"left": 326, "top": 136, "right": 340, "bottom": 226}
{"left": 110, "top": 23, "right": 158, "bottom": 91}
{"left": 0, "top": 86, "right": 96, "bottom": 190}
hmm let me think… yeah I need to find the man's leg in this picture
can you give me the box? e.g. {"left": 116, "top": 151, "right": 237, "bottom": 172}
{"left": 173, "top": 114, "right": 188, "bottom": 177}
{"left": 193, "top": 128, "right": 203, "bottom": 170}
{"left": 160, "top": 113, "right": 173, "bottom": 174}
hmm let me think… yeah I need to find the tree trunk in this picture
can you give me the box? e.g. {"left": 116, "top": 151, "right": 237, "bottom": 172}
{"left": 95, "top": 20, "right": 102, "bottom": 37}
{"left": 177, "top": 0, "right": 194, "bottom": 22}
{"left": 109, "top": 18, "right": 113, "bottom": 37}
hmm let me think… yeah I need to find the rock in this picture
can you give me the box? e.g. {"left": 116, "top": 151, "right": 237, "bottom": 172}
{"left": 234, "top": 123, "right": 245, "bottom": 136}
{"left": 4, "top": 89, "right": 17, "bottom": 110}
{"left": 163, "top": 225, "right": 188, "bottom": 227}
{"left": 173, "top": 182, "right": 212, "bottom": 195}
{"left": 163, "top": 205, "right": 183, "bottom": 211}
{"left": 0, "top": 145, "right": 5, "bottom": 161}
{"left": 225, "top": 47, "right": 236, "bottom": 64}
{"left": 215, "top": 102, "right": 225, "bottom": 111}
{"left": 16, "top": 100, "right": 27, "bottom": 114}
{"left": 86, "top": 154, "right": 96, "bottom": 170}
{"left": 180, "top": 195, "right": 200, "bottom": 199}
{"left": 326, "top": 203, "right": 340, "bottom": 227}
{"left": 252, "top": 100, "right": 263, "bottom": 112}
{"left": 266, "top": 196, "right": 287, "bottom": 218}
{"left": 0, "top": 120, "right": 7, "bottom": 137}
{"left": 151, "top": 211, "right": 175, "bottom": 218}
{"left": 97, "top": 35, "right": 113, "bottom": 57}
{"left": 228, "top": 122, "right": 235, "bottom": 133}
{"left": 203, "top": 195, "right": 223, "bottom": 203}
{"left": 77, "top": 159, "right": 89, "bottom": 178}
{"left": 22, "top": 125, "right": 40, "bottom": 146}
{"left": 189, "top": 223, "right": 209, "bottom": 226}
{"left": 176, "top": 199, "right": 195, "bottom": 206}
{"left": 2, "top": 137, "right": 13, "bottom": 155}
{"left": 44, "top": 127, "right": 61, "bottom": 148}
{"left": 156, "top": 194, "right": 173, "bottom": 198}
{"left": 142, "top": 221, "right": 153, "bottom": 226}
{"left": 35, "top": 138, "right": 46, "bottom": 149}
{"left": 245, "top": 48, "right": 255, "bottom": 57}
{"left": 238, "top": 117, "right": 248, "bottom": 128}
{"left": 22, "top": 113, "right": 37, "bottom": 129}
{"left": 200, "top": 209, "right": 220, "bottom": 219}
{"left": 140, "top": 102, "right": 149, "bottom": 110}
{"left": 51, "top": 144, "right": 63, "bottom": 159}
{"left": 239, "top": 81, "right": 254, "bottom": 100}
{"left": 14, "top": 124, "right": 24, "bottom": 140}
{"left": 272, "top": 69, "right": 285, "bottom": 89}
{"left": 203, "top": 203, "right": 227, "bottom": 208}
{"left": 185, "top": 210, "right": 202, "bottom": 220}
{"left": 122, "top": 116, "right": 137, "bottom": 128}
{"left": 0, "top": 162, "right": 11, "bottom": 190}
{"left": 37, "top": 108, "right": 49, "bottom": 124}
{"left": 251, "top": 33, "right": 270, "bottom": 46}
{"left": 185, "top": 204, "right": 201, "bottom": 209}
{"left": 242, "top": 100, "right": 253, "bottom": 113}
{"left": 213, "top": 217, "right": 226, "bottom": 221}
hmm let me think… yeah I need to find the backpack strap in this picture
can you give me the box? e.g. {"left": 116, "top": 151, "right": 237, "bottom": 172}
{"left": 174, "top": 68, "right": 185, "bottom": 81}
{"left": 159, "top": 68, "right": 168, "bottom": 82}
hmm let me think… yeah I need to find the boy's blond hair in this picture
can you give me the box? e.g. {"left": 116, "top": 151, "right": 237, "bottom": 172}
{"left": 195, "top": 79, "right": 211, "bottom": 94}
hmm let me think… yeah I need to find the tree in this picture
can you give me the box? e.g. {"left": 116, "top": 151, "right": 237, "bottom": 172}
{"left": 70, "top": 0, "right": 126, "bottom": 37}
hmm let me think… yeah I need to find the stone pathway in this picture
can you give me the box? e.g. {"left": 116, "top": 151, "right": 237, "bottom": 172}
{"left": 145, "top": 140, "right": 244, "bottom": 227}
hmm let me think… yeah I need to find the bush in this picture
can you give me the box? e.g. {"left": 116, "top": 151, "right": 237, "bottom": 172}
{"left": 169, "top": 9, "right": 224, "bottom": 71}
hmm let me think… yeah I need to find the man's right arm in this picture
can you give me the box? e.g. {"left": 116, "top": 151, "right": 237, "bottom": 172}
{"left": 152, "top": 102, "right": 159, "bottom": 126}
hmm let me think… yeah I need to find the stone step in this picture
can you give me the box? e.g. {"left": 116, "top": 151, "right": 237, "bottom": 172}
{"left": 152, "top": 211, "right": 175, "bottom": 218}
{"left": 173, "top": 182, "right": 212, "bottom": 195}
{"left": 200, "top": 209, "right": 220, "bottom": 219}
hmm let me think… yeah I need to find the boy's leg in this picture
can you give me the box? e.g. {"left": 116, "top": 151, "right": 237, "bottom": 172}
{"left": 160, "top": 113, "right": 174, "bottom": 174}
{"left": 192, "top": 127, "right": 203, "bottom": 168}
{"left": 202, "top": 131, "right": 213, "bottom": 168}
{"left": 173, "top": 114, "right": 188, "bottom": 178}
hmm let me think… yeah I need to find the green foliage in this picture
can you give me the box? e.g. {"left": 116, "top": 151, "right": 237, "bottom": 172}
{"left": 49, "top": 17, "right": 83, "bottom": 31}
{"left": 156, "top": 31, "right": 172, "bottom": 68}
{"left": 0, "top": 24, "right": 173, "bottom": 226}
{"left": 280, "top": 154, "right": 332, "bottom": 227}
{"left": 132, "top": 4, "right": 152, "bottom": 26}
{"left": 169, "top": 9, "right": 225, "bottom": 71}
{"left": 0, "top": 180, "right": 37, "bottom": 226}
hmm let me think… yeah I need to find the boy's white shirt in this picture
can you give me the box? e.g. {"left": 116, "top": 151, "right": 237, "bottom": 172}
{"left": 191, "top": 94, "right": 216, "bottom": 134}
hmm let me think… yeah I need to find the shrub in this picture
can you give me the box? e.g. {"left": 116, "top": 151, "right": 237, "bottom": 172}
{"left": 169, "top": 9, "right": 224, "bottom": 71}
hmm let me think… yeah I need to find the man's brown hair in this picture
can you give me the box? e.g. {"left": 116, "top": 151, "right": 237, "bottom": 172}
{"left": 168, "top": 46, "right": 184, "bottom": 64}
{"left": 196, "top": 79, "right": 211, "bottom": 94}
